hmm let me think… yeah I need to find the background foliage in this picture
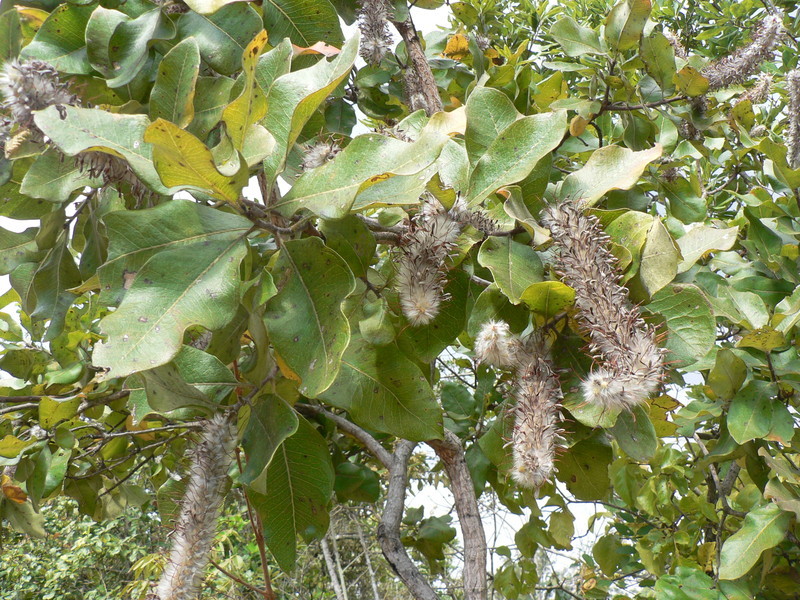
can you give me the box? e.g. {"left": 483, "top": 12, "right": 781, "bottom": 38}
{"left": 0, "top": 0, "right": 799, "bottom": 598}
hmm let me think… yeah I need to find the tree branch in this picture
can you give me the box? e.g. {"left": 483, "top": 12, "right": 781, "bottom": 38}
{"left": 427, "top": 431, "right": 487, "bottom": 600}
{"left": 377, "top": 440, "right": 439, "bottom": 600}
{"left": 391, "top": 19, "right": 443, "bottom": 116}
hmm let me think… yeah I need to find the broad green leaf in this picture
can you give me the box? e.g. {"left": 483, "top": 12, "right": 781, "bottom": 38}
{"left": 559, "top": 144, "right": 663, "bottom": 206}
{"left": 674, "top": 66, "right": 709, "bottom": 96}
{"left": 556, "top": 433, "right": 612, "bottom": 501}
{"left": 605, "top": 210, "right": 653, "bottom": 277}
{"left": 477, "top": 237, "right": 544, "bottom": 304}
{"left": 774, "top": 285, "right": 800, "bottom": 334}
{"left": 640, "top": 31, "right": 676, "bottom": 90}
{"left": 464, "top": 87, "right": 519, "bottom": 165}
{"left": 593, "top": 535, "right": 627, "bottom": 576}
{"left": 254, "top": 38, "right": 294, "bottom": 94}
{"left": 85, "top": 7, "right": 129, "bottom": 77}
{"left": 611, "top": 405, "right": 657, "bottom": 461}
{"left": 638, "top": 218, "right": 679, "bottom": 296}
{"left": 107, "top": 8, "right": 176, "bottom": 87}
{"left": 20, "top": 4, "right": 93, "bottom": 73}
{"left": 2, "top": 497, "right": 46, "bottom": 538}
{"left": 736, "top": 326, "right": 785, "bottom": 351}
{"left": 20, "top": 147, "right": 100, "bottom": 202}
{"left": 0, "top": 228, "right": 38, "bottom": 276}
{"left": 149, "top": 38, "right": 201, "bottom": 128}
{"left": 39, "top": 396, "right": 80, "bottom": 429}
{"left": 655, "top": 567, "right": 717, "bottom": 599}
{"left": 605, "top": 0, "right": 651, "bottom": 52}
{"left": 0, "top": 435, "right": 33, "bottom": 458}
{"left": 719, "top": 503, "right": 791, "bottom": 579}
{"left": 318, "top": 215, "right": 376, "bottom": 278}
{"left": 93, "top": 237, "right": 248, "bottom": 378}
{"left": 263, "top": 237, "right": 355, "bottom": 397}
{"left": 677, "top": 225, "right": 739, "bottom": 273}
{"left": 550, "top": 17, "right": 603, "bottom": 57}
{"left": 249, "top": 417, "right": 334, "bottom": 572}
{"left": 31, "top": 237, "right": 81, "bottom": 341}
{"left": 334, "top": 461, "right": 381, "bottom": 503}
{"left": 126, "top": 345, "right": 239, "bottom": 421}
{"left": 263, "top": 0, "right": 344, "bottom": 46}
{"left": 647, "top": 284, "right": 715, "bottom": 368}
{"left": 34, "top": 106, "right": 167, "bottom": 194}
{"left": 520, "top": 281, "right": 575, "bottom": 316}
{"left": 466, "top": 111, "right": 566, "bottom": 206}
{"left": 177, "top": 4, "right": 264, "bottom": 76}
{"left": 223, "top": 30, "right": 269, "bottom": 150}
{"left": 0, "top": 10, "right": 21, "bottom": 62}
{"left": 240, "top": 393, "right": 299, "bottom": 488}
{"left": 188, "top": 76, "right": 237, "bottom": 140}
{"left": 708, "top": 349, "right": 746, "bottom": 400}
{"left": 144, "top": 118, "right": 248, "bottom": 202}
{"left": 280, "top": 117, "right": 452, "bottom": 217}
{"left": 98, "top": 201, "right": 251, "bottom": 306}
{"left": 318, "top": 336, "right": 443, "bottom": 441}
{"left": 262, "top": 33, "right": 358, "bottom": 186}
{"left": 183, "top": 0, "right": 252, "bottom": 14}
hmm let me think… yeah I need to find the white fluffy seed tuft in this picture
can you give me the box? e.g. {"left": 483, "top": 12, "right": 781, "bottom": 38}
{"left": 786, "top": 69, "right": 800, "bottom": 170}
{"left": 475, "top": 320, "right": 520, "bottom": 368}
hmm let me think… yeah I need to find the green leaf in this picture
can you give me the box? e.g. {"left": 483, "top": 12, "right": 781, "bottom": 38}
{"left": 638, "top": 218, "right": 679, "bottom": 296}
{"left": 31, "top": 237, "right": 81, "bottom": 341}
{"left": 20, "top": 3, "right": 93, "bottom": 74}
{"left": 318, "top": 336, "right": 443, "bottom": 441}
{"left": 240, "top": 394, "right": 300, "bottom": 489}
{"left": 264, "top": 237, "right": 356, "bottom": 397}
{"left": 223, "top": 30, "right": 269, "bottom": 151}
{"left": 466, "top": 283, "right": 529, "bottom": 338}
{"left": 0, "top": 434, "right": 33, "bottom": 458}
{"left": 0, "top": 227, "right": 38, "bottom": 276}
{"left": 674, "top": 66, "right": 709, "bottom": 97}
{"left": 464, "top": 87, "right": 519, "bottom": 165}
{"left": 39, "top": 396, "right": 80, "bottom": 429}
{"left": 93, "top": 235, "right": 248, "bottom": 378}
{"left": 98, "top": 200, "right": 251, "bottom": 306}
{"left": 144, "top": 118, "right": 248, "bottom": 202}
{"left": 334, "top": 461, "right": 380, "bottom": 503}
{"left": 593, "top": 535, "right": 627, "bottom": 576}
{"left": 282, "top": 120, "right": 451, "bottom": 217}
{"left": 177, "top": 4, "right": 264, "bottom": 76}
{"left": 477, "top": 237, "right": 544, "bottom": 304}
{"left": 249, "top": 417, "right": 334, "bottom": 572}
{"left": 708, "top": 349, "right": 746, "bottom": 400}
{"left": 262, "top": 33, "right": 358, "bottom": 186}
{"left": 107, "top": 8, "right": 176, "bottom": 88}
{"left": 34, "top": 106, "right": 167, "bottom": 194}
{"left": 640, "top": 31, "right": 676, "bottom": 90}
{"left": 20, "top": 147, "right": 100, "bottom": 202}
{"left": 149, "top": 38, "right": 201, "bottom": 128}
{"left": 263, "top": 0, "right": 344, "bottom": 47}
{"left": 183, "top": 0, "right": 250, "bottom": 14}
{"left": 318, "top": 215, "right": 376, "bottom": 278}
{"left": 647, "top": 284, "right": 715, "bottom": 368}
{"left": 86, "top": 7, "right": 129, "bottom": 78}
{"left": 676, "top": 225, "right": 739, "bottom": 273}
{"left": 556, "top": 432, "right": 612, "bottom": 501}
{"left": 719, "top": 503, "right": 791, "bottom": 580}
{"left": 0, "top": 10, "right": 22, "bottom": 62}
{"left": 610, "top": 405, "right": 657, "bottom": 461}
{"left": 188, "top": 76, "right": 237, "bottom": 140}
{"left": 2, "top": 497, "right": 46, "bottom": 538}
{"left": 558, "top": 144, "right": 662, "bottom": 206}
{"left": 466, "top": 110, "right": 566, "bottom": 206}
{"left": 519, "top": 281, "right": 575, "bottom": 316}
{"left": 605, "top": 0, "right": 652, "bottom": 52}
{"left": 727, "top": 381, "right": 775, "bottom": 444}
{"left": 550, "top": 17, "right": 603, "bottom": 57}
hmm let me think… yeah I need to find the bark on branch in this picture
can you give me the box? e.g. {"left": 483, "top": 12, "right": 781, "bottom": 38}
{"left": 391, "top": 19, "right": 443, "bottom": 116}
{"left": 428, "top": 431, "right": 488, "bottom": 600}
{"left": 377, "top": 440, "right": 439, "bottom": 600}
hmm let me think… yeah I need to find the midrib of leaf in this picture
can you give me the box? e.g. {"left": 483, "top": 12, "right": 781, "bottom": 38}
{"left": 264, "top": 0, "right": 312, "bottom": 46}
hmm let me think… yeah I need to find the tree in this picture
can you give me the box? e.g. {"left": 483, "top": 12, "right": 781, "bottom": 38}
{"left": 0, "top": 0, "right": 799, "bottom": 597}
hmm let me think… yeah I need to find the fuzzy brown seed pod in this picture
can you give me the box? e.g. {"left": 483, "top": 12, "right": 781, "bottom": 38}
{"left": 156, "top": 413, "right": 238, "bottom": 600}
{"left": 0, "top": 59, "right": 78, "bottom": 132}
{"left": 510, "top": 339, "right": 563, "bottom": 489}
{"left": 786, "top": 69, "right": 800, "bottom": 170}
{"left": 541, "top": 200, "right": 663, "bottom": 412}
{"left": 358, "top": 0, "right": 394, "bottom": 65}
{"left": 738, "top": 73, "right": 772, "bottom": 105}
{"left": 702, "top": 15, "right": 784, "bottom": 91}
{"left": 448, "top": 197, "right": 497, "bottom": 236}
{"left": 663, "top": 29, "right": 688, "bottom": 59}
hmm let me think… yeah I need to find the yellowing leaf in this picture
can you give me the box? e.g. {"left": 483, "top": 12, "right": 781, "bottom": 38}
{"left": 144, "top": 118, "right": 248, "bottom": 202}
{"left": 736, "top": 327, "right": 786, "bottom": 351}
{"left": 443, "top": 33, "right": 470, "bottom": 60}
{"left": 1, "top": 474, "right": 27, "bottom": 503}
{"left": 674, "top": 66, "right": 709, "bottom": 97}
{"left": 223, "top": 30, "right": 269, "bottom": 150}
